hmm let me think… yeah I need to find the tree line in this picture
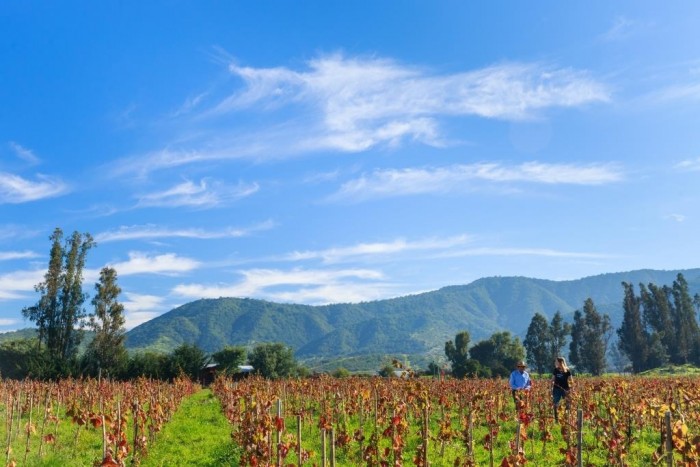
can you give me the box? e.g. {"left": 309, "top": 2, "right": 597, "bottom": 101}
{"left": 446, "top": 273, "right": 700, "bottom": 377}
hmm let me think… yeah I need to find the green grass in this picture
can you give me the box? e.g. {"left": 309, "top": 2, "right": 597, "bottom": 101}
{"left": 140, "top": 389, "right": 237, "bottom": 467}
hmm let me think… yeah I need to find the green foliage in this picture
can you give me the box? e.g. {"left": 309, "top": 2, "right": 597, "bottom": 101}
{"left": 523, "top": 312, "right": 551, "bottom": 374}
{"left": 211, "top": 345, "right": 247, "bottom": 374}
{"left": 125, "top": 351, "right": 170, "bottom": 379}
{"left": 617, "top": 274, "right": 700, "bottom": 373}
{"left": 83, "top": 267, "right": 127, "bottom": 377}
{"left": 332, "top": 367, "right": 350, "bottom": 378}
{"left": 22, "top": 228, "right": 95, "bottom": 368}
{"left": 248, "top": 342, "right": 298, "bottom": 379}
{"left": 617, "top": 282, "right": 649, "bottom": 372}
{"left": 570, "top": 298, "right": 611, "bottom": 376}
{"left": 168, "top": 343, "right": 209, "bottom": 381}
{"left": 469, "top": 331, "right": 525, "bottom": 377}
{"left": 445, "top": 331, "right": 477, "bottom": 378}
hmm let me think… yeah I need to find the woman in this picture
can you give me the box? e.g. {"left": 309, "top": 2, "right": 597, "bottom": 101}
{"left": 552, "top": 356, "right": 573, "bottom": 423}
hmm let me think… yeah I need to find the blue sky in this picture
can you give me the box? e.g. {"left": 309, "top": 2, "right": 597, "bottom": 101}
{"left": 2, "top": 2, "right": 700, "bottom": 331}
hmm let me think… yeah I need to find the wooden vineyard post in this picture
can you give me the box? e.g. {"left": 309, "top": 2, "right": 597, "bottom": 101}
{"left": 422, "top": 404, "right": 429, "bottom": 467}
{"left": 297, "top": 414, "right": 302, "bottom": 466}
{"left": 277, "top": 399, "right": 282, "bottom": 467}
{"left": 100, "top": 397, "right": 107, "bottom": 461}
{"left": 515, "top": 421, "right": 521, "bottom": 454}
{"left": 321, "top": 428, "right": 327, "bottom": 467}
{"left": 467, "top": 410, "right": 473, "bottom": 460}
{"left": 330, "top": 427, "right": 336, "bottom": 467}
{"left": 23, "top": 392, "right": 34, "bottom": 465}
{"left": 665, "top": 411, "right": 673, "bottom": 467}
{"left": 576, "top": 409, "right": 583, "bottom": 467}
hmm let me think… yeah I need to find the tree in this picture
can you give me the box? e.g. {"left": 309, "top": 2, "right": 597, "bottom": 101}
{"left": 640, "top": 283, "right": 675, "bottom": 362}
{"left": 570, "top": 298, "right": 610, "bottom": 375}
{"left": 168, "top": 343, "right": 209, "bottom": 381}
{"left": 549, "top": 311, "right": 571, "bottom": 363}
{"left": 617, "top": 282, "right": 649, "bottom": 373}
{"left": 470, "top": 331, "right": 525, "bottom": 377}
{"left": 671, "top": 273, "right": 700, "bottom": 364}
{"left": 211, "top": 346, "right": 247, "bottom": 374}
{"left": 523, "top": 313, "right": 551, "bottom": 374}
{"left": 22, "top": 228, "right": 95, "bottom": 364}
{"left": 568, "top": 310, "right": 584, "bottom": 371}
{"left": 248, "top": 343, "right": 298, "bottom": 379}
{"left": 83, "top": 267, "right": 127, "bottom": 377}
{"left": 445, "top": 331, "right": 480, "bottom": 378}
{"left": 125, "top": 351, "right": 170, "bottom": 380}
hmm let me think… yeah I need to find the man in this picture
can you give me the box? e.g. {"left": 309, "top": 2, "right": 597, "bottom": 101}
{"left": 509, "top": 361, "right": 532, "bottom": 409}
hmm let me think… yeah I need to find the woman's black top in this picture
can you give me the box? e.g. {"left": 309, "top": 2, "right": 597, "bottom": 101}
{"left": 552, "top": 368, "right": 572, "bottom": 391}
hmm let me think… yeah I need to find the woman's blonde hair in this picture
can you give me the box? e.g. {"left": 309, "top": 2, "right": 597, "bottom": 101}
{"left": 556, "top": 356, "right": 569, "bottom": 372}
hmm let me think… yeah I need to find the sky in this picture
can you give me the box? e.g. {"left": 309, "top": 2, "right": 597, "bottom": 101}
{"left": 1, "top": 2, "right": 700, "bottom": 331}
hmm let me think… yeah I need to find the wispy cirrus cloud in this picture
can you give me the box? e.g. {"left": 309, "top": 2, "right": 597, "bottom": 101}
{"left": 0, "top": 172, "right": 68, "bottom": 203}
{"left": 280, "top": 235, "right": 471, "bottom": 264}
{"left": 173, "top": 267, "right": 391, "bottom": 304}
{"left": 434, "top": 247, "right": 613, "bottom": 260}
{"left": 108, "top": 252, "right": 201, "bottom": 276}
{"left": 599, "top": 16, "right": 646, "bottom": 42}
{"left": 136, "top": 178, "right": 259, "bottom": 208}
{"left": 114, "top": 54, "right": 610, "bottom": 175}
{"left": 675, "top": 157, "right": 700, "bottom": 172}
{"left": 95, "top": 220, "right": 274, "bottom": 243}
{"left": 0, "top": 251, "right": 39, "bottom": 261}
{"left": 8, "top": 142, "right": 41, "bottom": 165}
{"left": 330, "top": 161, "right": 623, "bottom": 201}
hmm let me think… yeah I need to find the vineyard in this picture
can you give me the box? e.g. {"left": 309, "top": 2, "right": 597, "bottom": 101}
{"left": 2, "top": 375, "right": 700, "bottom": 466}
{"left": 212, "top": 375, "right": 700, "bottom": 466}
{"left": 1, "top": 377, "right": 197, "bottom": 466}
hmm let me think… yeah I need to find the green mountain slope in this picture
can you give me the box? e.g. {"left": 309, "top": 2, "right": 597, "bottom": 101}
{"left": 124, "top": 268, "right": 700, "bottom": 358}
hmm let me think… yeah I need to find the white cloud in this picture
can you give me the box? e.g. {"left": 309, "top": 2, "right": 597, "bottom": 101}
{"left": 0, "top": 172, "right": 68, "bottom": 203}
{"left": 434, "top": 247, "right": 613, "bottom": 260}
{"left": 95, "top": 220, "right": 274, "bottom": 243}
{"left": 651, "top": 82, "right": 700, "bottom": 103}
{"left": 136, "top": 178, "right": 259, "bottom": 208}
{"left": 282, "top": 235, "right": 471, "bottom": 264}
{"left": 8, "top": 142, "right": 40, "bottom": 165}
{"left": 0, "top": 318, "right": 19, "bottom": 326}
{"left": 173, "top": 267, "right": 388, "bottom": 304}
{"left": 667, "top": 214, "right": 686, "bottom": 223}
{"left": 331, "top": 162, "right": 623, "bottom": 201}
{"left": 0, "top": 269, "right": 44, "bottom": 300}
{"left": 675, "top": 157, "right": 700, "bottom": 172}
{"left": 109, "top": 252, "right": 201, "bottom": 276}
{"left": 115, "top": 54, "right": 609, "bottom": 175}
{"left": 0, "top": 251, "right": 39, "bottom": 261}
{"left": 121, "top": 292, "right": 168, "bottom": 329}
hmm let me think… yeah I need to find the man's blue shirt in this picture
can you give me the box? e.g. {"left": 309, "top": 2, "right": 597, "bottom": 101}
{"left": 509, "top": 370, "right": 532, "bottom": 390}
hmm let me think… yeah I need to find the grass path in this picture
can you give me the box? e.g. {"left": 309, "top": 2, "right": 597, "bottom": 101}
{"left": 141, "top": 389, "right": 237, "bottom": 467}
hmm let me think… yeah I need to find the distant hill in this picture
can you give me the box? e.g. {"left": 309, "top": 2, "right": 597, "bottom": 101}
{"left": 124, "top": 268, "right": 700, "bottom": 361}
{"left": 0, "top": 328, "right": 38, "bottom": 343}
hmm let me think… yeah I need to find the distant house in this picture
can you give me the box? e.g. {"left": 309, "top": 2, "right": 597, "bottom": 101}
{"left": 234, "top": 365, "right": 254, "bottom": 381}
{"left": 200, "top": 362, "right": 220, "bottom": 386}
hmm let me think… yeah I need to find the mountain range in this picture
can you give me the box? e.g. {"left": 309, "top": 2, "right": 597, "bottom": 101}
{"left": 124, "top": 268, "right": 700, "bottom": 366}
{"left": 3, "top": 268, "right": 698, "bottom": 371}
